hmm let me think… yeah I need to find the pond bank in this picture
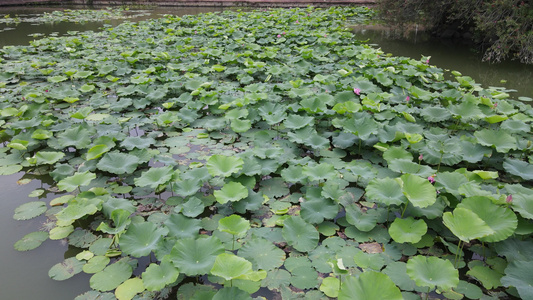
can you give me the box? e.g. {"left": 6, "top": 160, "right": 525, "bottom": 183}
{"left": 0, "top": 0, "right": 375, "bottom": 7}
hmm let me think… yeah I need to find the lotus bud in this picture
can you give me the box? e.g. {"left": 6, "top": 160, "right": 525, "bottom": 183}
{"left": 506, "top": 194, "right": 513, "bottom": 203}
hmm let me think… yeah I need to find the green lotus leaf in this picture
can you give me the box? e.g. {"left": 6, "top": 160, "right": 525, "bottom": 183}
{"left": 238, "top": 237, "right": 286, "bottom": 271}
{"left": 121, "top": 136, "right": 155, "bottom": 150}
{"left": 389, "top": 217, "right": 427, "bottom": 244}
{"left": 211, "top": 253, "right": 257, "bottom": 281}
{"left": 260, "top": 177, "right": 289, "bottom": 198}
{"left": 320, "top": 276, "right": 341, "bottom": 298}
{"left": 382, "top": 261, "right": 417, "bottom": 291}
{"left": 503, "top": 158, "right": 533, "bottom": 181}
{"left": 169, "top": 236, "right": 224, "bottom": 276}
{"left": 420, "top": 107, "right": 452, "bottom": 122}
{"left": 290, "top": 266, "right": 319, "bottom": 290}
{"left": 31, "top": 129, "right": 53, "bottom": 140}
{"left": 49, "top": 225, "right": 74, "bottom": 240}
{"left": 218, "top": 214, "right": 250, "bottom": 237}
{"left": 142, "top": 260, "right": 180, "bottom": 292}
{"left": 57, "top": 171, "right": 96, "bottom": 192}
{"left": 213, "top": 287, "right": 252, "bottom": 300}
{"left": 79, "top": 84, "right": 96, "bottom": 93}
{"left": 181, "top": 197, "right": 205, "bottom": 218}
{"left": 338, "top": 271, "right": 402, "bottom": 300}
{"left": 300, "top": 198, "right": 339, "bottom": 224}
{"left": 50, "top": 163, "right": 75, "bottom": 181}
{"left": 164, "top": 213, "right": 202, "bottom": 239}
{"left": 119, "top": 222, "right": 168, "bottom": 257}
{"left": 96, "top": 152, "right": 140, "bottom": 175}
{"left": 206, "top": 155, "right": 244, "bottom": 177}
{"left": 231, "top": 118, "right": 252, "bottom": 133}
{"left": 14, "top": 231, "right": 49, "bottom": 251}
{"left": 282, "top": 216, "right": 319, "bottom": 252}
{"left": 48, "top": 75, "right": 68, "bottom": 83}
{"left": 303, "top": 163, "right": 335, "bottom": 182}
{"left": 443, "top": 207, "right": 495, "bottom": 242}
{"left": 13, "top": 201, "right": 47, "bottom": 220}
{"left": 33, "top": 151, "right": 65, "bottom": 165}
{"left": 0, "top": 164, "right": 23, "bottom": 175}
{"left": 474, "top": 129, "right": 517, "bottom": 153}
{"left": 102, "top": 197, "right": 136, "bottom": 218}
{"left": 49, "top": 257, "right": 85, "bottom": 281}
{"left": 457, "top": 196, "right": 517, "bottom": 243}
{"left": 172, "top": 178, "right": 202, "bottom": 197}
{"left": 353, "top": 251, "right": 385, "bottom": 270}
{"left": 83, "top": 256, "right": 111, "bottom": 274}
{"left": 303, "top": 132, "right": 330, "bottom": 149}
{"left": 365, "top": 177, "right": 406, "bottom": 206}
{"left": 55, "top": 201, "right": 99, "bottom": 226}
{"left": 344, "top": 203, "right": 378, "bottom": 232}
{"left": 56, "top": 125, "right": 93, "bottom": 149}
{"left": 86, "top": 144, "right": 111, "bottom": 161}
{"left": 406, "top": 255, "right": 459, "bottom": 291}
{"left": 134, "top": 165, "right": 174, "bottom": 189}
{"left": 501, "top": 260, "right": 533, "bottom": 299}
{"left": 466, "top": 265, "right": 502, "bottom": 290}
{"left": 434, "top": 172, "right": 468, "bottom": 196}
{"left": 400, "top": 173, "right": 436, "bottom": 208}
{"left": 71, "top": 107, "right": 93, "bottom": 119}
{"left": 283, "top": 115, "right": 314, "bottom": 129}
{"left": 97, "top": 209, "right": 131, "bottom": 234}
{"left": 114, "top": 277, "right": 144, "bottom": 300}
{"left": 214, "top": 181, "right": 248, "bottom": 204}
{"left": 90, "top": 261, "right": 133, "bottom": 292}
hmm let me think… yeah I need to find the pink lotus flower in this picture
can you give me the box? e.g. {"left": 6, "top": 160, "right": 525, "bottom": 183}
{"left": 418, "top": 154, "right": 423, "bottom": 161}
{"left": 506, "top": 194, "right": 513, "bottom": 203}
{"left": 406, "top": 96, "right": 410, "bottom": 102}
{"left": 426, "top": 59, "right": 430, "bottom": 64}
{"left": 295, "top": 20, "right": 299, "bottom": 24}
{"left": 277, "top": 34, "right": 281, "bottom": 38}
{"left": 428, "top": 175, "right": 435, "bottom": 184}
{"left": 282, "top": 32, "right": 286, "bottom": 35}
{"left": 353, "top": 88, "right": 361, "bottom": 95}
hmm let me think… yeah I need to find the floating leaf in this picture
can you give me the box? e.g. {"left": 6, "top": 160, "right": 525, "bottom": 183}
{"left": 503, "top": 158, "right": 533, "bottom": 181}
{"left": 338, "top": 271, "right": 402, "bottom": 300}
{"left": 474, "top": 129, "right": 517, "bottom": 153}
{"left": 96, "top": 152, "right": 140, "bottom": 175}
{"left": 501, "top": 260, "right": 533, "bottom": 300}
{"left": 214, "top": 181, "right": 248, "bottom": 204}
{"left": 218, "top": 214, "right": 250, "bottom": 238}
{"left": 406, "top": 255, "right": 459, "bottom": 291}
{"left": 282, "top": 216, "right": 319, "bottom": 252}
{"left": 13, "top": 201, "right": 47, "bottom": 220}
{"left": 389, "top": 217, "right": 427, "bottom": 244}
{"left": 119, "top": 222, "right": 167, "bottom": 257}
{"left": 134, "top": 166, "right": 174, "bottom": 189}
{"left": 365, "top": 177, "right": 406, "bottom": 206}
{"left": 83, "top": 256, "right": 110, "bottom": 274}
{"left": 443, "top": 207, "right": 495, "bottom": 242}
{"left": 300, "top": 198, "right": 339, "bottom": 224}
{"left": 57, "top": 171, "right": 96, "bottom": 192}
{"left": 169, "top": 236, "right": 224, "bottom": 276}
{"left": 400, "top": 174, "right": 436, "bottom": 208}
{"left": 238, "top": 237, "right": 286, "bottom": 271}
{"left": 49, "top": 257, "right": 85, "bottom": 281}
{"left": 14, "top": 231, "right": 48, "bottom": 251}
{"left": 206, "top": 155, "right": 244, "bottom": 177}
{"left": 90, "top": 261, "right": 133, "bottom": 292}
{"left": 142, "top": 260, "right": 180, "bottom": 292}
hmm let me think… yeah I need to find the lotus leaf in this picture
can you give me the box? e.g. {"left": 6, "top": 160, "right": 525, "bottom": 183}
{"left": 389, "top": 217, "right": 427, "bottom": 244}
{"left": 169, "top": 236, "right": 224, "bottom": 276}
{"left": 119, "top": 222, "right": 167, "bottom": 257}
{"left": 238, "top": 237, "right": 286, "bottom": 271}
{"left": 96, "top": 152, "right": 140, "bottom": 175}
{"left": 443, "top": 207, "right": 495, "bottom": 242}
{"left": 57, "top": 171, "right": 96, "bottom": 192}
{"left": 134, "top": 166, "right": 174, "bottom": 189}
{"left": 218, "top": 214, "right": 250, "bottom": 238}
{"left": 14, "top": 231, "right": 49, "bottom": 251}
{"left": 214, "top": 181, "right": 248, "bottom": 204}
{"left": 406, "top": 255, "right": 459, "bottom": 291}
{"left": 501, "top": 260, "right": 533, "bottom": 299}
{"left": 142, "top": 260, "right": 180, "bottom": 292}
{"left": 338, "top": 271, "right": 403, "bottom": 300}
{"left": 400, "top": 173, "right": 437, "bottom": 208}
{"left": 13, "top": 201, "right": 47, "bottom": 220}
{"left": 90, "top": 260, "right": 133, "bottom": 292}
{"left": 83, "top": 256, "right": 110, "bottom": 274}
{"left": 206, "top": 155, "right": 243, "bottom": 177}
{"left": 49, "top": 257, "right": 85, "bottom": 281}
{"left": 213, "top": 287, "right": 252, "bottom": 300}
{"left": 365, "top": 177, "right": 407, "bottom": 206}
{"left": 282, "top": 216, "right": 319, "bottom": 252}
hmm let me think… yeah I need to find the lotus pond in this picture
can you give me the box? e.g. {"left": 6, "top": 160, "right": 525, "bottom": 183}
{"left": 1, "top": 5, "right": 533, "bottom": 300}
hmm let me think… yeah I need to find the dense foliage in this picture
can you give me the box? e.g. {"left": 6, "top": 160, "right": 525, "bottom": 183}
{"left": 1, "top": 6, "right": 533, "bottom": 300}
{"left": 376, "top": 0, "right": 533, "bottom": 64}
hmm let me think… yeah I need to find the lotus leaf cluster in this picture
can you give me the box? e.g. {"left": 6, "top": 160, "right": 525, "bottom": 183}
{"left": 2, "top": 6, "right": 533, "bottom": 300}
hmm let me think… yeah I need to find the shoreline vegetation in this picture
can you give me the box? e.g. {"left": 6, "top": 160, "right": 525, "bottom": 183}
{"left": 1, "top": 6, "right": 532, "bottom": 300}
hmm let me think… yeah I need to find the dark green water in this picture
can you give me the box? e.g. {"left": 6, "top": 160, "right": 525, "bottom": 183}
{"left": 0, "top": 6, "right": 531, "bottom": 300}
